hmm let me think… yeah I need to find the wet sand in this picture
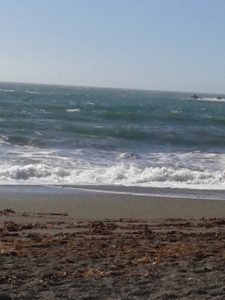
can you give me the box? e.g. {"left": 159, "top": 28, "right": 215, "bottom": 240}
{"left": 1, "top": 185, "right": 225, "bottom": 219}
{"left": 1, "top": 187, "right": 225, "bottom": 299}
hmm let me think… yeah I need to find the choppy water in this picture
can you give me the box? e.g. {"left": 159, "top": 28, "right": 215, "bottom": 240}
{"left": 1, "top": 81, "right": 225, "bottom": 189}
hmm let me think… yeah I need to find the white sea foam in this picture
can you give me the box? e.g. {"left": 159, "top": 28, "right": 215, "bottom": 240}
{"left": 0, "top": 162, "right": 223, "bottom": 189}
{"left": 35, "top": 131, "right": 43, "bottom": 136}
{"left": 0, "top": 136, "right": 9, "bottom": 145}
{"left": 66, "top": 108, "right": 80, "bottom": 112}
{"left": 0, "top": 88, "right": 15, "bottom": 93}
{"left": 117, "top": 152, "right": 141, "bottom": 159}
{"left": 170, "top": 110, "right": 182, "bottom": 114}
{"left": 1, "top": 149, "right": 225, "bottom": 189}
{"left": 196, "top": 97, "right": 225, "bottom": 103}
{"left": 24, "top": 90, "right": 40, "bottom": 95}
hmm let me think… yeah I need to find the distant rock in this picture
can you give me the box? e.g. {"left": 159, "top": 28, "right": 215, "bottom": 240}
{"left": 191, "top": 94, "right": 200, "bottom": 99}
{"left": 217, "top": 96, "right": 223, "bottom": 100}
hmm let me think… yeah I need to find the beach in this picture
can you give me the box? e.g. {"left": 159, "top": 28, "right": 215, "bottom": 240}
{"left": 1, "top": 83, "right": 225, "bottom": 299}
{"left": 1, "top": 187, "right": 225, "bottom": 299}
{"left": 1, "top": 0, "right": 225, "bottom": 297}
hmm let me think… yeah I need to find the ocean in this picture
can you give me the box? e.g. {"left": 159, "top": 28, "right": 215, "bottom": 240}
{"left": 1, "top": 81, "right": 225, "bottom": 191}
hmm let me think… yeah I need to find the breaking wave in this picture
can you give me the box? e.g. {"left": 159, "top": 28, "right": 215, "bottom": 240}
{"left": 1, "top": 155, "right": 225, "bottom": 189}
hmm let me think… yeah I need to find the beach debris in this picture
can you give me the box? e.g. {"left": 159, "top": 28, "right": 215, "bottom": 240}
{"left": 1, "top": 213, "right": 225, "bottom": 298}
{"left": 37, "top": 212, "right": 69, "bottom": 217}
{"left": 90, "top": 221, "right": 113, "bottom": 235}
{"left": 0, "top": 209, "right": 15, "bottom": 215}
{"left": 4, "top": 221, "right": 21, "bottom": 232}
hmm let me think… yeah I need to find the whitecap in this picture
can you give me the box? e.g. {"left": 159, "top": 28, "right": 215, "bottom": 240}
{"left": 35, "top": 131, "right": 43, "bottom": 136}
{"left": 24, "top": 90, "right": 41, "bottom": 95}
{"left": 0, "top": 89, "right": 15, "bottom": 93}
{"left": 66, "top": 108, "right": 80, "bottom": 112}
{"left": 0, "top": 135, "right": 9, "bottom": 145}
{"left": 170, "top": 110, "right": 182, "bottom": 114}
{"left": 118, "top": 152, "right": 141, "bottom": 160}
{"left": 195, "top": 97, "right": 225, "bottom": 103}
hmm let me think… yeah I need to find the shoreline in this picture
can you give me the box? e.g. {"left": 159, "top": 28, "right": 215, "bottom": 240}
{"left": 2, "top": 183, "right": 225, "bottom": 199}
{"left": 1, "top": 185, "right": 225, "bottom": 219}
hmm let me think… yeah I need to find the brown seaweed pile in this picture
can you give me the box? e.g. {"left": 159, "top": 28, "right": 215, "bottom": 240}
{"left": 1, "top": 210, "right": 225, "bottom": 299}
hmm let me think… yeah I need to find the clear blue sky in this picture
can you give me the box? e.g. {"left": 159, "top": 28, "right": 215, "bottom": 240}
{"left": 0, "top": 0, "right": 225, "bottom": 93}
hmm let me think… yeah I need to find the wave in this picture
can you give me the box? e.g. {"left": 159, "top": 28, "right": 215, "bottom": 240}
{"left": 24, "top": 90, "right": 41, "bottom": 95}
{"left": 0, "top": 88, "right": 15, "bottom": 93}
{"left": 193, "top": 97, "right": 225, "bottom": 103}
{"left": 3, "top": 124, "right": 225, "bottom": 152}
{"left": 0, "top": 88, "right": 41, "bottom": 95}
{"left": 1, "top": 135, "right": 45, "bottom": 147}
{"left": 0, "top": 135, "right": 9, "bottom": 145}
{"left": 66, "top": 108, "right": 80, "bottom": 112}
{"left": 117, "top": 152, "right": 141, "bottom": 159}
{"left": 1, "top": 159, "right": 225, "bottom": 189}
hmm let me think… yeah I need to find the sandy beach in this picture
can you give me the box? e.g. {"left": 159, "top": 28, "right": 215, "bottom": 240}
{"left": 1, "top": 185, "right": 225, "bottom": 220}
{"left": 1, "top": 186, "right": 225, "bottom": 299}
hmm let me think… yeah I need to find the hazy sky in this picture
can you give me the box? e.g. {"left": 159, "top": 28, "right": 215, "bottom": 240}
{"left": 0, "top": 0, "right": 225, "bottom": 93}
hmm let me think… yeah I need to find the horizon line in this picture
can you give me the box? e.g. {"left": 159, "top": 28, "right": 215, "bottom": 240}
{"left": 0, "top": 79, "right": 224, "bottom": 96}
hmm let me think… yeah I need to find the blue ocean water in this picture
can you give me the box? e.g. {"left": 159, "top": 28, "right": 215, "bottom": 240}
{"left": 1, "top": 81, "right": 225, "bottom": 189}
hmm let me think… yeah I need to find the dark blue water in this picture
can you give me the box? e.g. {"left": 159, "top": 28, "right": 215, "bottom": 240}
{"left": 1, "top": 82, "right": 225, "bottom": 188}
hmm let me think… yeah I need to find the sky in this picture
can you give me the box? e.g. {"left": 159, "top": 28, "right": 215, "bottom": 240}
{"left": 0, "top": 0, "right": 225, "bottom": 93}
